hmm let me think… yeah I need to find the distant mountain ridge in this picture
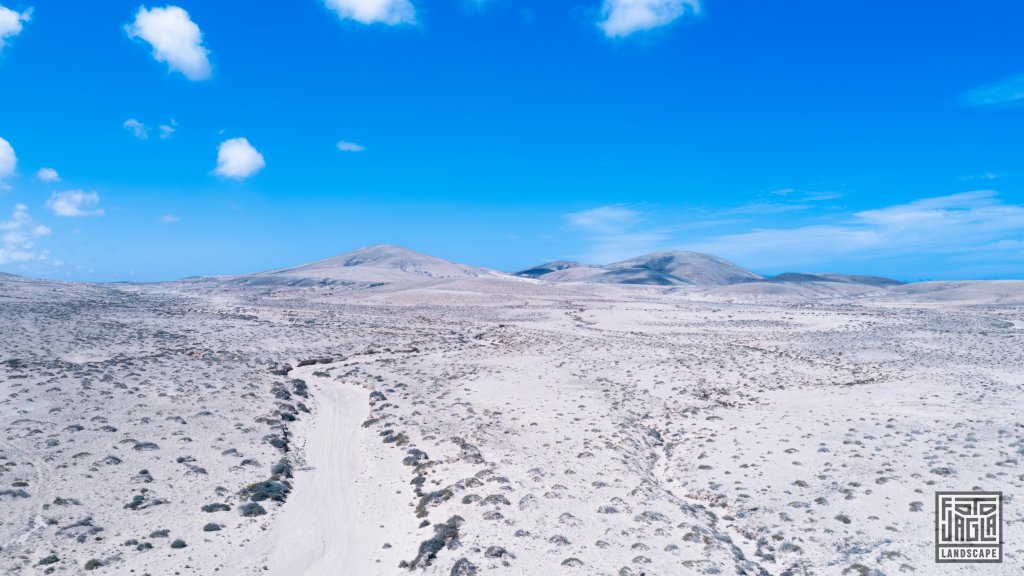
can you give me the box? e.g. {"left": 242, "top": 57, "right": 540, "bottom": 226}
{"left": 273, "top": 244, "right": 492, "bottom": 278}
{"left": 516, "top": 250, "right": 763, "bottom": 286}
{"left": 197, "top": 244, "right": 904, "bottom": 288}
{"left": 515, "top": 251, "right": 902, "bottom": 287}
{"left": 764, "top": 272, "right": 904, "bottom": 287}
{"left": 231, "top": 244, "right": 497, "bottom": 286}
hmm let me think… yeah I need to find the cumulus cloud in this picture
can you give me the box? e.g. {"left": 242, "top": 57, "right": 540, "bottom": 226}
{"left": 0, "top": 4, "right": 30, "bottom": 54}
{"left": 46, "top": 190, "right": 105, "bottom": 217}
{"left": 35, "top": 167, "right": 60, "bottom": 182}
{"left": 337, "top": 140, "right": 366, "bottom": 152}
{"left": 0, "top": 204, "right": 51, "bottom": 265}
{"left": 126, "top": 5, "right": 212, "bottom": 81}
{"left": 123, "top": 118, "right": 150, "bottom": 140}
{"left": 324, "top": 0, "right": 416, "bottom": 25}
{"left": 599, "top": 0, "right": 700, "bottom": 38}
{"left": 0, "top": 136, "right": 15, "bottom": 179}
{"left": 213, "top": 137, "right": 265, "bottom": 180}
{"left": 159, "top": 214, "right": 180, "bottom": 223}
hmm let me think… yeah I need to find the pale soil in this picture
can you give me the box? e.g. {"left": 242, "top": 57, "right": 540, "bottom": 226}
{"left": 0, "top": 274, "right": 1021, "bottom": 575}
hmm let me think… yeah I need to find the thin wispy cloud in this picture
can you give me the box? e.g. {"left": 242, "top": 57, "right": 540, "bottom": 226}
{"left": 324, "top": 0, "right": 416, "bottom": 25}
{"left": 566, "top": 205, "right": 642, "bottom": 233}
{"left": 724, "top": 188, "right": 843, "bottom": 215}
{"left": 599, "top": 0, "right": 700, "bottom": 38}
{"left": 213, "top": 137, "right": 265, "bottom": 180}
{"left": 337, "top": 140, "right": 366, "bottom": 152}
{"left": 0, "top": 4, "right": 30, "bottom": 55}
{"left": 126, "top": 5, "right": 212, "bottom": 81}
{"left": 46, "top": 190, "right": 105, "bottom": 217}
{"left": 159, "top": 119, "right": 178, "bottom": 140}
{"left": 565, "top": 192, "right": 1024, "bottom": 277}
{"left": 0, "top": 203, "right": 51, "bottom": 265}
{"left": 0, "top": 136, "right": 15, "bottom": 179}
{"left": 566, "top": 205, "right": 670, "bottom": 262}
{"left": 962, "top": 73, "right": 1024, "bottom": 108}
{"left": 159, "top": 214, "right": 180, "bottom": 223}
{"left": 688, "top": 191, "right": 1024, "bottom": 271}
{"left": 123, "top": 118, "right": 150, "bottom": 140}
{"left": 577, "top": 230, "right": 673, "bottom": 264}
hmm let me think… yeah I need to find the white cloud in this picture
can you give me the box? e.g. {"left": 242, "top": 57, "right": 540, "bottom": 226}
{"left": 565, "top": 192, "right": 1024, "bottom": 277}
{"left": 46, "top": 190, "right": 105, "bottom": 217}
{"left": 0, "top": 136, "right": 15, "bottom": 179}
{"left": 565, "top": 205, "right": 669, "bottom": 262}
{"left": 962, "top": 73, "right": 1024, "bottom": 108}
{"left": 723, "top": 188, "right": 843, "bottom": 215}
{"left": 36, "top": 167, "right": 60, "bottom": 182}
{"left": 123, "top": 118, "right": 150, "bottom": 140}
{"left": 599, "top": 0, "right": 700, "bottom": 38}
{"left": 566, "top": 205, "right": 642, "bottom": 233}
{"left": 159, "top": 119, "right": 177, "bottom": 139}
{"left": 159, "top": 214, "right": 180, "bottom": 223}
{"left": 324, "top": 0, "right": 416, "bottom": 25}
{"left": 577, "top": 230, "right": 672, "bottom": 264}
{"left": 337, "top": 140, "right": 366, "bottom": 152}
{"left": 688, "top": 191, "right": 1024, "bottom": 270}
{"left": 213, "top": 137, "right": 265, "bottom": 180}
{"left": 0, "top": 203, "right": 51, "bottom": 265}
{"left": 126, "top": 5, "right": 212, "bottom": 81}
{"left": 0, "top": 5, "right": 30, "bottom": 54}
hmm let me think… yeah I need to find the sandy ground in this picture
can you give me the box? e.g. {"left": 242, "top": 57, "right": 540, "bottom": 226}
{"left": 0, "top": 273, "right": 1021, "bottom": 575}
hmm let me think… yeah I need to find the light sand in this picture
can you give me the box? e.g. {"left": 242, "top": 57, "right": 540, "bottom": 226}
{"left": 0, "top": 273, "right": 1021, "bottom": 575}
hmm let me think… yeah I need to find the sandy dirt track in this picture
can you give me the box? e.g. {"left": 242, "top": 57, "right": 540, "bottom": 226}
{"left": 235, "top": 367, "right": 370, "bottom": 575}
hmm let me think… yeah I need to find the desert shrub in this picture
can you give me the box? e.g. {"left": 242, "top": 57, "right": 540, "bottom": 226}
{"left": 450, "top": 558, "right": 478, "bottom": 575}
{"left": 415, "top": 489, "right": 453, "bottom": 518}
{"left": 408, "top": 515, "right": 463, "bottom": 568}
{"left": 271, "top": 458, "right": 293, "bottom": 478}
{"left": 403, "top": 449, "right": 428, "bottom": 466}
{"left": 264, "top": 435, "right": 288, "bottom": 452}
{"left": 485, "top": 546, "right": 509, "bottom": 558}
{"left": 383, "top": 432, "right": 409, "bottom": 446}
{"left": 243, "top": 479, "right": 292, "bottom": 502}
{"left": 0, "top": 489, "right": 30, "bottom": 499}
{"left": 239, "top": 502, "right": 267, "bottom": 517}
{"left": 483, "top": 494, "right": 510, "bottom": 506}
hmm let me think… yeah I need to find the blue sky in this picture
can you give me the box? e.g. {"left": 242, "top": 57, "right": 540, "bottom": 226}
{"left": 0, "top": 0, "right": 1022, "bottom": 281}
